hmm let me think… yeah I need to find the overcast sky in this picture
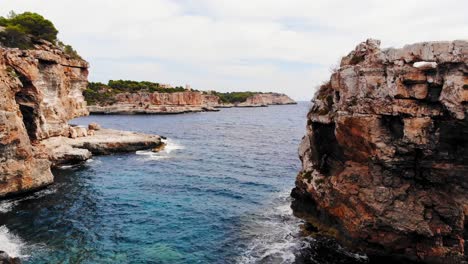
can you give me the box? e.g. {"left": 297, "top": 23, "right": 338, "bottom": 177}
{"left": 1, "top": 0, "right": 467, "bottom": 100}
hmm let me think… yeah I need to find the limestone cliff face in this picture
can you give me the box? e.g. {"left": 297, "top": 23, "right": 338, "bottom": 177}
{"left": 0, "top": 41, "right": 89, "bottom": 198}
{"left": 88, "top": 90, "right": 296, "bottom": 114}
{"left": 88, "top": 91, "right": 221, "bottom": 114}
{"left": 241, "top": 93, "right": 296, "bottom": 106}
{"left": 4, "top": 43, "right": 89, "bottom": 140}
{"left": 114, "top": 91, "right": 220, "bottom": 106}
{"left": 292, "top": 39, "right": 467, "bottom": 263}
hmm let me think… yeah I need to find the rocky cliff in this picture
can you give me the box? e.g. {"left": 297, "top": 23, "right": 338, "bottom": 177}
{"left": 292, "top": 39, "right": 467, "bottom": 263}
{"left": 88, "top": 91, "right": 221, "bottom": 114}
{"left": 87, "top": 89, "right": 296, "bottom": 114}
{"left": 0, "top": 42, "right": 162, "bottom": 198}
{"left": 0, "top": 41, "right": 88, "bottom": 198}
{"left": 239, "top": 93, "right": 296, "bottom": 107}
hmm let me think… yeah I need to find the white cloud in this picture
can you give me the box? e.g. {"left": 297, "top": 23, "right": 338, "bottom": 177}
{"left": 1, "top": 0, "right": 466, "bottom": 100}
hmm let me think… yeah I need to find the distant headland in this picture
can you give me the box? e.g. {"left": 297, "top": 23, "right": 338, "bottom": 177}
{"left": 85, "top": 80, "right": 296, "bottom": 114}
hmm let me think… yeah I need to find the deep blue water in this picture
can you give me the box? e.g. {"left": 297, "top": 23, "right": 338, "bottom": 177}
{"left": 0, "top": 102, "right": 311, "bottom": 263}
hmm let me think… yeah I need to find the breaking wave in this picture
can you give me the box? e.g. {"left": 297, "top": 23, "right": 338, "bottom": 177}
{"left": 238, "top": 192, "right": 306, "bottom": 264}
{"left": 136, "top": 138, "right": 184, "bottom": 160}
{"left": 0, "top": 226, "right": 27, "bottom": 258}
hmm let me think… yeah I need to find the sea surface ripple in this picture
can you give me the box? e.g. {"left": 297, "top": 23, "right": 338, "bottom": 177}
{"left": 0, "top": 103, "right": 311, "bottom": 263}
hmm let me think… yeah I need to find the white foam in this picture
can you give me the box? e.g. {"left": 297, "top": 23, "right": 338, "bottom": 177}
{"left": 0, "top": 226, "right": 26, "bottom": 258}
{"left": 0, "top": 201, "right": 16, "bottom": 213}
{"left": 0, "top": 187, "right": 56, "bottom": 213}
{"left": 238, "top": 192, "right": 305, "bottom": 264}
{"left": 136, "top": 138, "right": 184, "bottom": 160}
{"left": 162, "top": 139, "right": 184, "bottom": 154}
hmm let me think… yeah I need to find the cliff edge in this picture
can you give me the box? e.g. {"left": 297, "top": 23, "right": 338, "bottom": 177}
{"left": 85, "top": 81, "right": 296, "bottom": 114}
{"left": 0, "top": 41, "right": 88, "bottom": 197}
{"left": 292, "top": 39, "right": 467, "bottom": 263}
{"left": 0, "top": 41, "right": 162, "bottom": 198}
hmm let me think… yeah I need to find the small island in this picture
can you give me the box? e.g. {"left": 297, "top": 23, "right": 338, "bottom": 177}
{"left": 84, "top": 80, "right": 296, "bottom": 114}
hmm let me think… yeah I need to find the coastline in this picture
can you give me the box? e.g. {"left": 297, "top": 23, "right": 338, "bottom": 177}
{"left": 86, "top": 101, "right": 298, "bottom": 115}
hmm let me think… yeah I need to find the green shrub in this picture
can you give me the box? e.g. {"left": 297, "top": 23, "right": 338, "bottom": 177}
{"left": 0, "top": 24, "right": 32, "bottom": 49}
{"left": 0, "top": 11, "right": 58, "bottom": 49}
{"left": 57, "top": 41, "right": 81, "bottom": 59}
{"left": 84, "top": 81, "right": 192, "bottom": 105}
{"left": 108, "top": 80, "right": 186, "bottom": 93}
{"left": 212, "top": 91, "right": 261, "bottom": 103}
{"left": 7, "top": 12, "right": 58, "bottom": 42}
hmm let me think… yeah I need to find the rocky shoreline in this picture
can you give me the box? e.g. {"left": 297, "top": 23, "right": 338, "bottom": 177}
{"left": 87, "top": 92, "right": 296, "bottom": 115}
{"left": 87, "top": 104, "right": 219, "bottom": 115}
{"left": 42, "top": 124, "right": 163, "bottom": 167}
{"left": 293, "top": 39, "right": 467, "bottom": 263}
{"left": 0, "top": 42, "right": 164, "bottom": 199}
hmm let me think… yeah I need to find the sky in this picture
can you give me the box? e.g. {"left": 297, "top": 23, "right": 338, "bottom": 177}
{"left": 0, "top": 0, "right": 467, "bottom": 100}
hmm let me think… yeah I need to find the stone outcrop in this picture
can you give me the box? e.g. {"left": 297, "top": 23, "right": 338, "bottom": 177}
{"left": 292, "top": 39, "right": 467, "bottom": 263}
{"left": 237, "top": 93, "right": 296, "bottom": 107}
{"left": 88, "top": 91, "right": 296, "bottom": 114}
{"left": 88, "top": 91, "right": 221, "bottom": 114}
{"left": 0, "top": 41, "right": 88, "bottom": 198}
{"left": 0, "top": 42, "right": 163, "bottom": 198}
{"left": 42, "top": 128, "right": 162, "bottom": 167}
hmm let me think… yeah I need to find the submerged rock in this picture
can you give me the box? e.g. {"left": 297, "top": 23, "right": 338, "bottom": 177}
{"left": 293, "top": 39, "right": 467, "bottom": 263}
{"left": 0, "top": 251, "right": 21, "bottom": 264}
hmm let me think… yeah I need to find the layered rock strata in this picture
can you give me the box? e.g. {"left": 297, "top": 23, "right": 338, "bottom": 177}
{"left": 236, "top": 93, "right": 297, "bottom": 107}
{"left": 43, "top": 127, "right": 162, "bottom": 167}
{"left": 88, "top": 91, "right": 220, "bottom": 114}
{"left": 292, "top": 39, "right": 467, "bottom": 263}
{"left": 87, "top": 91, "right": 296, "bottom": 114}
{"left": 0, "top": 42, "right": 162, "bottom": 198}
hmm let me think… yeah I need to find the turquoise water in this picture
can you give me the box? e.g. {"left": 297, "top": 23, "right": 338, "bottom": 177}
{"left": 0, "top": 103, "right": 311, "bottom": 263}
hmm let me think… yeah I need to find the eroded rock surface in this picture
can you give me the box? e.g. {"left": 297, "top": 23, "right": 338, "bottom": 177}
{"left": 0, "top": 40, "right": 87, "bottom": 198}
{"left": 88, "top": 91, "right": 296, "bottom": 114}
{"left": 238, "top": 93, "right": 296, "bottom": 107}
{"left": 88, "top": 91, "right": 221, "bottom": 114}
{"left": 292, "top": 39, "right": 467, "bottom": 263}
{"left": 0, "top": 42, "right": 162, "bottom": 198}
{"left": 42, "top": 128, "right": 162, "bottom": 167}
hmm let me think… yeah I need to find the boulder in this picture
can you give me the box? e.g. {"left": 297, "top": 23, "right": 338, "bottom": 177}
{"left": 88, "top": 122, "right": 101, "bottom": 131}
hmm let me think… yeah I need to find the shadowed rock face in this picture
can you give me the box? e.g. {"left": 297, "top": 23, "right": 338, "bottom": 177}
{"left": 292, "top": 39, "right": 467, "bottom": 263}
{"left": 0, "top": 41, "right": 89, "bottom": 198}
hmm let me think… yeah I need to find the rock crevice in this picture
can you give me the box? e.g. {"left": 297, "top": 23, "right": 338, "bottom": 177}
{"left": 0, "top": 42, "right": 162, "bottom": 198}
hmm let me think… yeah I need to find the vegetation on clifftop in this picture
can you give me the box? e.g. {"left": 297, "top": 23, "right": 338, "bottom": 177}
{"left": 211, "top": 91, "right": 263, "bottom": 104}
{"left": 84, "top": 80, "right": 191, "bottom": 105}
{"left": 85, "top": 80, "right": 269, "bottom": 105}
{"left": 0, "top": 11, "right": 80, "bottom": 58}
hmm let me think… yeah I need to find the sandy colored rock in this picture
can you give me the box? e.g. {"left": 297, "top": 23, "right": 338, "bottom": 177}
{"left": 88, "top": 122, "right": 101, "bottom": 131}
{"left": 292, "top": 39, "right": 468, "bottom": 263}
{"left": 0, "top": 41, "right": 164, "bottom": 198}
{"left": 88, "top": 91, "right": 295, "bottom": 114}
{"left": 42, "top": 129, "right": 162, "bottom": 166}
{"left": 236, "top": 93, "right": 296, "bottom": 107}
{"left": 0, "top": 48, "right": 54, "bottom": 198}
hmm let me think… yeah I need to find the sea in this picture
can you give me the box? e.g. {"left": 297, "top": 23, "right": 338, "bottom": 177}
{"left": 0, "top": 102, "right": 334, "bottom": 263}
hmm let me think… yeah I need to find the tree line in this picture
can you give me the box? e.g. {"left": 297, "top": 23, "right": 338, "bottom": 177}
{"left": 0, "top": 11, "right": 80, "bottom": 58}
